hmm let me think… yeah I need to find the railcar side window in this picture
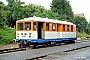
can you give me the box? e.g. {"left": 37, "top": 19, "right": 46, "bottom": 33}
{"left": 71, "top": 25, "right": 73, "bottom": 31}
{"left": 52, "top": 24, "right": 56, "bottom": 31}
{"left": 18, "top": 23, "right": 23, "bottom": 30}
{"left": 25, "top": 22, "right": 31, "bottom": 30}
{"left": 46, "top": 23, "right": 49, "bottom": 31}
{"left": 63, "top": 25, "right": 65, "bottom": 31}
{"left": 67, "top": 25, "right": 69, "bottom": 31}
{"left": 33, "top": 22, "right": 37, "bottom": 30}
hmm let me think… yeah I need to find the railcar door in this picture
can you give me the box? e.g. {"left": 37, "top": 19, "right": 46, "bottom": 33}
{"left": 37, "top": 22, "right": 45, "bottom": 39}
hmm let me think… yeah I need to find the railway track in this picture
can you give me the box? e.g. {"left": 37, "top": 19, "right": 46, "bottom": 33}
{"left": 27, "top": 39, "right": 89, "bottom": 49}
{"left": 0, "top": 39, "right": 89, "bottom": 53}
{"left": 27, "top": 45, "right": 90, "bottom": 60}
{"left": 0, "top": 40, "right": 90, "bottom": 60}
{"left": 0, "top": 48, "right": 26, "bottom": 54}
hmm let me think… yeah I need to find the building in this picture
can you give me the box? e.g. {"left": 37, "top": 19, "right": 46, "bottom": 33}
{"left": 74, "top": 13, "right": 85, "bottom": 17}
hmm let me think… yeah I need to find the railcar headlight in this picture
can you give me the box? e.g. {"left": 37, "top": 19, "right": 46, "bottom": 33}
{"left": 21, "top": 33, "right": 23, "bottom": 35}
{"left": 17, "top": 33, "right": 19, "bottom": 35}
{"left": 29, "top": 36, "right": 31, "bottom": 38}
{"left": 17, "top": 33, "right": 19, "bottom": 38}
{"left": 17, "top": 36, "right": 19, "bottom": 37}
{"left": 29, "top": 33, "right": 31, "bottom": 38}
{"left": 24, "top": 33, "right": 27, "bottom": 35}
{"left": 29, "top": 33, "right": 31, "bottom": 35}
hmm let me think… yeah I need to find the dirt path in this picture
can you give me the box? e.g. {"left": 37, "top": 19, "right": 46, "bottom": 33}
{"left": 0, "top": 43, "right": 18, "bottom": 50}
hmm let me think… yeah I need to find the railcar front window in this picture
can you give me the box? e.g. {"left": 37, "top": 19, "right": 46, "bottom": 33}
{"left": 18, "top": 23, "right": 23, "bottom": 30}
{"left": 25, "top": 22, "right": 31, "bottom": 30}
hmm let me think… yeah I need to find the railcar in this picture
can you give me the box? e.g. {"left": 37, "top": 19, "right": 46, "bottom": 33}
{"left": 16, "top": 16, "right": 76, "bottom": 48}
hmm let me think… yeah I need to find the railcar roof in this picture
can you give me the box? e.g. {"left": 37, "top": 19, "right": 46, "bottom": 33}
{"left": 16, "top": 16, "right": 75, "bottom": 25}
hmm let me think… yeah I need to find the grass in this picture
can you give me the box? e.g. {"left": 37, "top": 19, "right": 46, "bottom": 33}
{"left": 76, "top": 31, "right": 88, "bottom": 38}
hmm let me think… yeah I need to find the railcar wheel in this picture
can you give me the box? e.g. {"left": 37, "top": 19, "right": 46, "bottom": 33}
{"left": 18, "top": 41, "right": 27, "bottom": 48}
{"left": 56, "top": 42, "right": 62, "bottom": 46}
{"left": 45, "top": 42, "right": 50, "bottom": 47}
{"left": 71, "top": 40, "right": 75, "bottom": 43}
{"left": 19, "top": 44, "right": 26, "bottom": 48}
{"left": 19, "top": 44, "right": 23, "bottom": 48}
{"left": 58, "top": 42, "right": 62, "bottom": 45}
{"left": 45, "top": 43, "right": 49, "bottom": 47}
{"left": 64, "top": 41, "right": 70, "bottom": 44}
{"left": 30, "top": 45, "right": 37, "bottom": 49}
{"left": 33, "top": 45, "right": 36, "bottom": 49}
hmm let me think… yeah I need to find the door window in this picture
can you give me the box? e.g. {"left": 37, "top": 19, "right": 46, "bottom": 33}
{"left": 46, "top": 23, "right": 49, "bottom": 31}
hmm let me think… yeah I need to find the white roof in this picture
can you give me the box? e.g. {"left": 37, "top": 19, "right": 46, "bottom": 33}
{"left": 16, "top": 16, "right": 75, "bottom": 25}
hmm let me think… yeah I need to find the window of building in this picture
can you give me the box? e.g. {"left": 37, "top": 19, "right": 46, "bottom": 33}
{"left": 33, "top": 22, "right": 37, "bottom": 30}
{"left": 71, "top": 25, "right": 73, "bottom": 31}
{"left": 25, "top": 22, "right": 31, "bottom": 30}
{"left": 67, "top": 25, "right": 69, "bottom": 31}
{"left": 18, "top": 23, "right": 23, "bottom": 30}
{"left": 46, "top": 23, "right": 49, "bottom": 31}
{"left": 52, "top": 23, "right": 56, "bottom": 31}
{"left": 63, "top": 25, "right": 65, "bottom": 31}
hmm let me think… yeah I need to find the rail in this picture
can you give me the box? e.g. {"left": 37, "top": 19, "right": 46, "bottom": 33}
{"left": 0, "top": 48, "right": 26, "bottom": 54}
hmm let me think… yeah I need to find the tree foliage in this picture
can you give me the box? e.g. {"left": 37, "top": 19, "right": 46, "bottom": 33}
{"left": 0, "top": 0, "right": 75, "bottom": 28}
{"left": 4, "top": 0, "right": 61, "bottom": 27}
{"left": 0, "top": 1, "right": 8, "bottom": 28}
{"left": 85, "top": 22, "right": 90, "bottom": 35}
{"left": 6, "top": 0, "right": 25, "bottom": 27}
{"left": 73, "top": 16, "right": 90, "bottom": 34}
{"left": 0, "top": 0, "right": 90, "bottom": 35}
{"left": 50, "top": 0, "right": 74, "bottom": 22}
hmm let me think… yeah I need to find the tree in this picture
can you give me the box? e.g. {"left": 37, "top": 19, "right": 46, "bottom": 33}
{"left": 25, "top": 4, "right": 59, "bottom": 20}
{"left": 73, "top": 16, "right": 87, "bottom": 33}
{"left": 88, "top": 23, "right": 90, "bottom": 34}
{"left": 0, "top": 1, "right": 8, "bottom": 28}
{"left": 34, "top": 5, "right": 59, "bottom": 19}
{"left": 50, "top": 0, "right": 74, "bottom": 22}
{"left": 88, "top": 22, "right": 90, "bottom": 28}
{"left": 45, "top": 9, "right": 59, "bottom": 19}
{"left": 0, "top": 0, "right": 75, "bottom": 28}
{"left": 6, "top": 0, "right": 25, "bottom": 27}
{"left": 85, "top": 22, "right": 90, "bottom": 35}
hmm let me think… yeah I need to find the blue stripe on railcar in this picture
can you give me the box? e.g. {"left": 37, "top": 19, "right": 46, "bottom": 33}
{"left": 16, "top": 38, "right": 76, "bottom": 43}
{"left": 62, "top": 38, "right": 76, "bottom": 40}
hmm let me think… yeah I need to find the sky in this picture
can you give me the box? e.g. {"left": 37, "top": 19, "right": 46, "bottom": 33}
{"left": 1, "top": 0, "right": 90, "bottom": 22}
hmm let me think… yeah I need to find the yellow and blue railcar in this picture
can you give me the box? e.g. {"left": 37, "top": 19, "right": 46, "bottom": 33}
{"left": 16, "top": 16, "right": 76, "bottom": 48}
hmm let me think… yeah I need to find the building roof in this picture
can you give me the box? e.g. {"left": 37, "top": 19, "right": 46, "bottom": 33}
{"left": 16, "top": 16, "right": 75, "bottom": 25}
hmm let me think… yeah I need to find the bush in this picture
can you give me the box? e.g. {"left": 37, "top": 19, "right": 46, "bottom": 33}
{"left": 0, "top": 28, "right": 16, "bottom": 44}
